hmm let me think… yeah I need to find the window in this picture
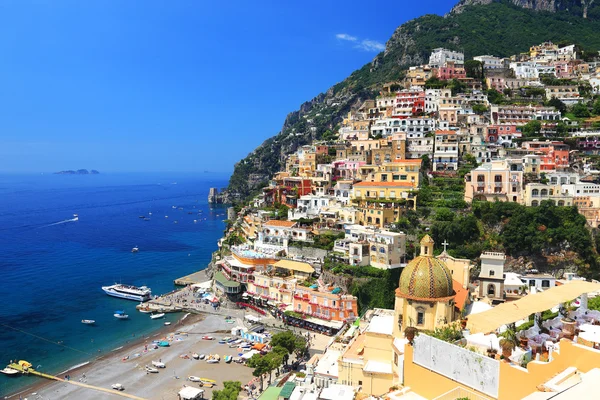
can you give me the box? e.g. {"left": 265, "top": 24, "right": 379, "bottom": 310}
{"left": 400, "top": 175, "right": 407, "bottom": 181}
{"left": 347, "top": 302, "right": 353, "bottom": 310}
{"left": 417, "top": 312, "right": 425, "bottom": 325}
{"left": 490, "top": 270, "right": 495, "bottom": 277}
{"left": 487, "top": 284, "right": 496, "bottom": 296}
{"left": 297, "top": 304, "right": 301, "bottom": 311}
{"left": 542, "top": 280, "right": 550, "bottom": 288}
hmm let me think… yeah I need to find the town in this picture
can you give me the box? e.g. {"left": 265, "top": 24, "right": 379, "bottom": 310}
{"left": 209, "top": 41, "right": 600, "bottom": 400}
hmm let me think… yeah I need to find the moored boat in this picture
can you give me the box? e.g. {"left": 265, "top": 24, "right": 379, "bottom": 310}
{"left": 224, "top": 356, "right": 232, "bottom": 363}
{"left": 150, "top": 313, "right": 165, "bottom": 320}
{"left": 114, "top": 310, "right": 129, "bottom": 319}
{"left": 152, "top": 360, "right": 165, "bottom": 368}
{"left": 145, "top": 366, "right": 159, "bottom": 373}
{"left": 81, "top": 319, "right": 95, "bottom": 325}
{"left": 0, "top": 367, "right": 19, "bottom": 376}
{"left": 102, "top": 284, "right": 152, "bottom": 302}
{"left": 192, "top": 353, "right": 200, "bottom": 360}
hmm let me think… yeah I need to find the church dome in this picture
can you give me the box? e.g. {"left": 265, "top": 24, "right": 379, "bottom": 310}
{"left": 396, "top": 235, "right": 454, "bottom": 300}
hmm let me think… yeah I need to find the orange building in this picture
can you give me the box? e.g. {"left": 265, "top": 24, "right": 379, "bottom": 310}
{"left": 522, "top": 140, "right": 570, "bottom": 171}
{"left": 292, "top": 287, "right": 358, "bottom": 323}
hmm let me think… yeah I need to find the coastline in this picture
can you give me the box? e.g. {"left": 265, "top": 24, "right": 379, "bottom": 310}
{"left": 4, "top": 313, "right": 206, "bottom": 399}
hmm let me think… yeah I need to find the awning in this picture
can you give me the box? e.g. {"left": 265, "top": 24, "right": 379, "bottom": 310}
{"left": 242, "top": 293, "right": 249, "bottom": 297}
{"left": 467, "top": 281, "right": 600, "bottom": 334}
{"left": 178, "top": 386, "right": 205, "bottom": 400}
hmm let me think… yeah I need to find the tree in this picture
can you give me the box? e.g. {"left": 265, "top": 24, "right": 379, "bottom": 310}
{"left": 265, "top": 352, "right": 284, "bottom": 384}
{"left": 521, "top": 120, "right": 542, "bottom": 137}
{"left": 487, "top": 89, "right": 503, "bottom": 104}
{"left": 593, "top": 98, "right": 600, "bottom": 116}
{"left": 271, "top": 331, "right": 306, "bottom": 361}
{"left": 572, "top": 102, "right": 591, "bottom": 118}
{"left": 472, "top": 103, "right": 488, "bottom": 115}
{"left": 272, "top": 345, "right": 290, "bottom": 366}
{"left": 421, "top": 154, "right": 431, "bottom": 171}
{"left": 213, "top": 381, "right": 242, "bottom": 400}
{"left": 546, "top": 97, "right": 567, "bottom": 114}
{"left": 247, "top": 354, "right": 271, "bottom": 391}
{"left": 465, "top": 60, "right": 484, "bottom": 80}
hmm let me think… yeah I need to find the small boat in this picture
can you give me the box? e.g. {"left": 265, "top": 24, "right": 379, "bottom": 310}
{"left": 198, "top": 354, "right": 206, "bottom": 360}
{"left": 178, "top": 207, "right": 184, "bottom": 210}
{"left": 206, "top": 354, "right": 220, "bottom": 364}
{"left": 189, "top": 376, "right": 201, "bottom": 382}
{"left": 143, "top": 217, "right": 150, "bottom": 221}
{"left": 148, "top": 212, "right": 152, "bottom": 216}
{"left": 151, "top": 361, "right": 165, "bottom": 368}
{"left": 81, "top": 319, "right": 95, "bottom": 325}
{"left": 73, "top": 214, "right": 79, "bottom": 221}
{"left": 114, "top": 310, "right": 129, "bottom": 319}
{"left": 202, "top": 336, "right": 213, "bottom": 340}
{"left": 112, "top": 383, "right": 125, "bottom": 391}
{"left": 225, "top": 356, "right": 232, "bottom": 363}
{"left": 145, "top": 366, "right": 159, "bottom": 373}
{"left": 193, "top": 220, "right": 197, "bottom": 223}
{"left": 131, "top": 247, "right": 139, "bottom": 253}
{"left": 192, "top": 353, "right": 200, "bottom": 360}
{"left": 164, "top": 322, "right": 171, "bottom": 326}
{"left": 200, "top": 378, "right": 216, "bottom": 384}
{"left": 172, "top": 206, "right": 177, "bottom": 209}
{"left": 0, "top": 367, "right": 19, "bottom": 376}
{"left": 138, "top": 305, "right": 152, "bottom": 313}
{"left": 158, "top": 341, "right": 170, "bottom": 347}
{"left": 150, "top": 313, "right": 165, "bottom": 320}
{"left": 218, "top": 339, "right": 226, "bottom": 344}
{"left": 173, "top": 220, "right": 178, "bottom": 224}
{"left": 139, "top": 215, "right": 145, "bottom": 219}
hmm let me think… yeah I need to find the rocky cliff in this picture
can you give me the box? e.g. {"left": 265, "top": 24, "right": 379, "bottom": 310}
{"left": 452, "top": 0, "right": 598, "bottom": 18}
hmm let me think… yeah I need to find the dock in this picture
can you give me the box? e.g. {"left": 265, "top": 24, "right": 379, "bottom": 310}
{"left": 7, "top": 363, "right": 147, "bottom": 400}
{"left": 173, "top": 268, "right": 211, "bottom": 286}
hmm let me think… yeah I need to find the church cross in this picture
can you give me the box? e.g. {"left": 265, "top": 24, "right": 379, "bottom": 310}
{"left": 442, "top": 240, "right": 449, "bottom": 253}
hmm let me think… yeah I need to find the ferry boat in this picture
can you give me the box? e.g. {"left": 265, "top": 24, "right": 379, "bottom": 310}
{"left": 102, "top": 284, "right": 152, "bottom": 302}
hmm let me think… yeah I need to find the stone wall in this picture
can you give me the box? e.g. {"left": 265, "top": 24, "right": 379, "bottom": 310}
{"left": 287, "top": 246, "right": 329, "bottom": 262}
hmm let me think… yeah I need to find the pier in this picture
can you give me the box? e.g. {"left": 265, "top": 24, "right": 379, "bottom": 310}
{"left": 173, "top": 268, "right": 211, "bottom": 286}
{"left": 7, "top": 363, "right": 147, "bottom": 400}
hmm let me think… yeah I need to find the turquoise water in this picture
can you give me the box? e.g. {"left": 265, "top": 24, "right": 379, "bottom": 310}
{"left": 0, "top": 173, "right": 228, "bottom": 396}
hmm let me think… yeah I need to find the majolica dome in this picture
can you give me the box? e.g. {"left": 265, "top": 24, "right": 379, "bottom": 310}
{"left": 396, "top": 235, "right": 454, "bottom": 300}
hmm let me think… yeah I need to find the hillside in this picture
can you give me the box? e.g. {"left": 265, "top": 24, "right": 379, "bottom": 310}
{"left": 226, "top": 0, "right": 600, "bottom": 199}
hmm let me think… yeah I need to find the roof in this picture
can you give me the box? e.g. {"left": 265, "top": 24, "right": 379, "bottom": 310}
{"left": 363, "top": 360, "right": 393, "bottom": 374}
{"left": 273, "top": 260, "right": 315, "bottom": 274}
{"left": 392, "top": 159, "right": 423, "bottom": 164}
{"left": 397, "top": 251, "right": 454, "bottom": 301}
{"left": 453, "top": 280, "right": 469, "bottom": 311}
{"left": 319, "top": 385, "right": 355, "bottom": 400}
{"left": 366, "top": 315, "right": 394, "bottom": 336}
{"left": 259, "top": 387, "right": 283, "bottom": 400}
{"left": 279, "top": 382, "right": 297, "bottom": 399}
{"left": 264, "top": 220, "right": 297, "bottom": 228}
{"left": 178, "top": 387, "right": 205, "bottom": 400}
{"left": 314, "top": 349, "right": 341, "bottom": 378}
{"left": 353, "top": 181, "right": 414, "bottom": 187}
{"left": 467, "top": 281, "right": 600, "bottom": 333}
{"left": 214, "top": 271, "right": 241, "bottom": 288}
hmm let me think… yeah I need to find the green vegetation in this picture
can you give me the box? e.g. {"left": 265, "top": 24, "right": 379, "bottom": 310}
{"left": 291, "top": 231, "right": 345, "bottom": 250}
{"left": 351, "top": 268, "right": 402, "bottom": 312}
{"left": 212, "top": 381, "right": 242, "bottom": 400}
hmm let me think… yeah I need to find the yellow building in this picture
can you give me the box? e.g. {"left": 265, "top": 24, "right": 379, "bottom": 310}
{"left": 351, "top": 181, "right": 415, "bottom": 203}
{"left": 246, "top": 271, "right": 297, "bottom": 305}
{"left": 393, "top": 235, "right": 456, "bottom": 335}
{"left": 358, "top": 159, "right": 421, "bottom": 187}
{"left": 351, "top": 181, "right": 416, "bottom": 227}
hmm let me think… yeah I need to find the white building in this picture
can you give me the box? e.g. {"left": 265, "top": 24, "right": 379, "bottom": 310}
{"left": 509, "top": 62, "right": 539, "bottom": 79}
{"left": 521, "top": 273, "right": 556, "bottom": 291}
{"left": 474, "top": 55, "right": 504, "bottom": 69}
{"left": 288, "top": 194, "right": 336, "bottom": 220}
{"left": 429, "top": 48, "right": 464, "bottom": 67}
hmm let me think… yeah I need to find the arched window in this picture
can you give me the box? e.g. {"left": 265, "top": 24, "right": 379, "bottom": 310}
{"left": 558, "top": 200, "right": 565, "bottom": 206}
{"left": 531, "top": 200, "right": 539, "bottom": 207}
{"left": 532, "top": 189, "right": 539, "bottom": 196}
{"left": 541, "top": 189, "right": 548, "bottom": 196}
{"left": 487, "top": 284, "right": 496, "bottom": 296}
{"left": 371, "top": 245, "right": 377, "bottom": 251}
{"left": 380, "top": 247, "right": 386, "bottom": 253}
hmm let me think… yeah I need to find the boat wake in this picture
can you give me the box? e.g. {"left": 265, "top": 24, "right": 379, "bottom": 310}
{"left": 59, "top": 361, "right": 90, "bottom": 375}
{"left": 42, "top": 217, "right": 79, "bottom": 228}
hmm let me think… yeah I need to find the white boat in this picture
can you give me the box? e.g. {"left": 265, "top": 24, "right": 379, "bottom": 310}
{"left": 0, "top": 367, "right": 19, "bottom": 376}
{"left": 131, "top": 247, "right": 139, "bottom": 253}
{"left": 102, "top": 284, "right": 152, "bottom": 302}
{"left": 114, "top": 310, "right": 129, "bottom": 319}
{"left": 192, "top": 353, "right": 200, "bottom": 360}
{"left": 189, "top": 376, "right": 201, "bottom": 382}
{"left": 164, "top": 322, "right": 171, "bottom": 326}
{"left": 206, "top": 355, "right": 220, "bottom": 364}
{"left": 150, "top": 313, "right": 165, "bottom": 320}
{"left": 138, "top": 304, "right": 152, "bottom": 313}
{"left": 198, "top": 354, "right": 206, "bottom": 360}
{"left": 81, "top": 319, "right": 95, "bottom": 325}
{"left": 145, "top": 366, "right": 159, "bottom": 373}
{"left": 112, "top": 383, "right": 125, "bottom": 391}
{"left": 151, "top": 361, "right": 165, "bottom": 368}
{"left": 73, "top": 214, "right": 79, "bottom": 221}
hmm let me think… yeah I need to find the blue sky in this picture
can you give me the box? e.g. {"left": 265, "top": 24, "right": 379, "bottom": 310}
{"left": 0, "top": 0, "right": 456, "bottom": 173}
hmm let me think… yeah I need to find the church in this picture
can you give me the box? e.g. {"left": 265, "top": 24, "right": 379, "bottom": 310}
{"left": 337, "top": 235, "right": 473, "bottom": 394}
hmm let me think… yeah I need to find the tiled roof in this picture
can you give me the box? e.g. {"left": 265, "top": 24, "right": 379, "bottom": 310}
{"left": 397, "top": 255, "right": 454, "bottom": 300}
{"left": 264, "top": 220, "right": 297, "bottom": 228}
{"left": 453, "top": 280, "right": 469, "bottom": 311}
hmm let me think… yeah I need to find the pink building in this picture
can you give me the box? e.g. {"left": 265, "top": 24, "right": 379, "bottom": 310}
{"left": 333, "top": 160, "right": 365, "bottom": 180}
{"left": 435, "top": 61, "right": 467, "bottom": 80}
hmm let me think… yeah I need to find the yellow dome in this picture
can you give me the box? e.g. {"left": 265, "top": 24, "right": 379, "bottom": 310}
{"left": 396, "top": 236, "right": 454, "bottom": 300}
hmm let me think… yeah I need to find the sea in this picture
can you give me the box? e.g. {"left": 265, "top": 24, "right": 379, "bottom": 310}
{"left": 0, "top": 172, "right": 229, "bottom": 397}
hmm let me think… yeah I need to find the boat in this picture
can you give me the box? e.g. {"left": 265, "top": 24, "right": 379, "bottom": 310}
{"left": 148, "top": 212, "right": 152, "bottom": 216}
{"left": 138, "top": 304, "right": 152, "bottom": 313}
{"left": 143, "top": 217, "right": 150, "bottom": 221}
{"left": 145, "top": 366, "right": 159, "bottom": 373}
{"left": 192, "top": 353, "right": 200, "bottom": 360}
{"left": 202, "top": 336, "right": 213, "bottom": 340}
{"left": 173, "top": 220, "right": 178, "bottom": 224}
{"left": 102, "top": 284, "right": 152, "bottom": 302}
{"left": 198, "top": 354, "right": 206, "bottom": 360}
{"left": 73, "top": 214, "right": 79, "bottom": 221}
{"left": 131, "top": 247, "right": 139, "bottom": 253}
{"left": 200, "top": 378, "right": 216, "bottom": 384}
{"left": 151, "top": 361, "right": 165, "bottom": 368}
{"left": 81, "top": 319, "right": 95, "bottom": 325}
{"left": 218, "top": 339, "right": 226, "bottom": 344}
{"left": 138, "top": 215, "right": 145, "bottom": 219}
{"left": 164, "top": 322, "right": 171, "bottom": 326}
{"left": 112, "top": 383, "right": 125, "bottom": 391}
{"left": 158, "top": 341, "right": 170, "bottom": 347}
{"left": 224, "top": 356, "right": 232, "bottom": 363}
{"left": 206, "top": 354, "right": 220, "bottom": 364}
{"left": 188, "top": 376, "right": 201, "bottom": 382}
{"left": 114, "top": 310, "right": 129, "bottom": 319}
{"left": 150, "top": 313, "right": 165, "bottom": 320}
{"left": 0, "top": 367, "right": 19, "bottom": 376}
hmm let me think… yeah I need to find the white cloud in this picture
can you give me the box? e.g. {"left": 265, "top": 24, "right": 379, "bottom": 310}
{"left": 336, "top": 33, "right": 357, "bottom": 42}
{"left": 357, "top": 39, "right": 385, "bottom": 52}
{"left": 335, "top": 33, "right": 385, "bottom": 52}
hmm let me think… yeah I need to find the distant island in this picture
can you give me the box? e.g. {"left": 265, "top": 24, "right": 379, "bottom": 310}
{"left": 54, "top": 169, "right": 100, "bottom": 175}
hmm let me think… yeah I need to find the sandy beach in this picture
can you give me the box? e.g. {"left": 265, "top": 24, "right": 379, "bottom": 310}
{"left": 6, "top": 313, "right": 257, "bottom": 400}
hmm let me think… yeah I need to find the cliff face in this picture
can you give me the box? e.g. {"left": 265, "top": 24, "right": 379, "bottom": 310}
{"left": 226, "top": 0, "right": 600, "bottom": 200}
{"left": 452, "top": 0, "right": 598, "bottom": 18}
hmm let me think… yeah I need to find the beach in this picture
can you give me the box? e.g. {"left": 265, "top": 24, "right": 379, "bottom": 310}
{"left": 6, "top": 313, "right": 257, "bottom": 400}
